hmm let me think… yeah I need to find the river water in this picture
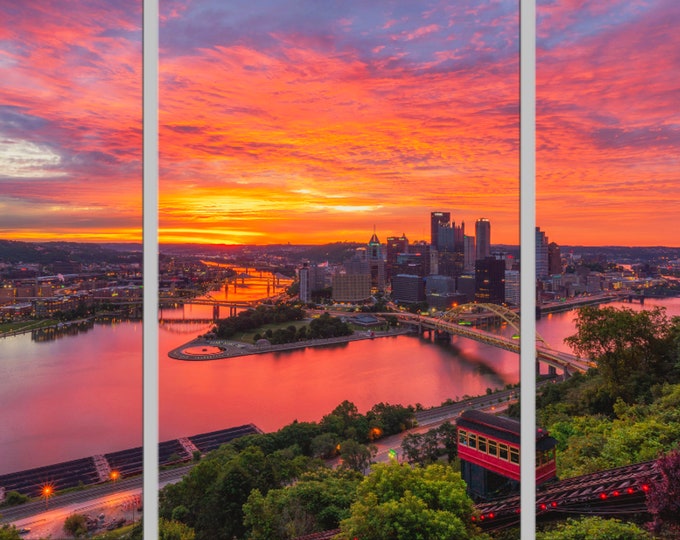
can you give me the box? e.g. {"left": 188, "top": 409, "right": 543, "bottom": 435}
{"left": 1, "top": 273, "right": 679, "bottom": 475}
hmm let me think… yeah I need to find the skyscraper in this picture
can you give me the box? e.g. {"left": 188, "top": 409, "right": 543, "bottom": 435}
{"left": 367, "top": 232, "right": 386, "bottom": 291}
{"left": 548, "top": 242, "right": 562, "bottom": 275}
{"left": 536, "top": 227, "right": 549, "bottom": 279}
{"left": 430, "top": 211, "right": 450, "bottom": 248}
{"left": 386, "top": 234, "right": 409, "bottom": 281}
{"left": 299, "top": 263, "right": 310, "bottom": 303}
{"left": 475, "top": 218, "right": 491, "bottom": 261}
{"left": 474, "top": 256, "right": 505, "bottom": 304}
{"left": 464, "top": 235, "right": 476, "bottom": 272}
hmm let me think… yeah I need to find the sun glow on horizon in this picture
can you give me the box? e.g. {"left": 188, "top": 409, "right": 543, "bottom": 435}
{"left": 1, "top": 1, "right": 678, "bottom": 248}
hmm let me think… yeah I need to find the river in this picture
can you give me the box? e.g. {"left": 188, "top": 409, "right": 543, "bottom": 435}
{"left": 1, "top": 277, "right": 679, "bottom": 475}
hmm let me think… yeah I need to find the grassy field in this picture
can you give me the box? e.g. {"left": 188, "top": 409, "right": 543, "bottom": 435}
{"left": 233, "top": 320, "right": 309, "bottom": 343}
{"left": 0, "top": 319, "right": 59, "bottom": 335}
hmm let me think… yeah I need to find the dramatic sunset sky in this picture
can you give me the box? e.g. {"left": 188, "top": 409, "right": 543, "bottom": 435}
{"left": 1, "top": 1, "right": 678, "bottom": 246}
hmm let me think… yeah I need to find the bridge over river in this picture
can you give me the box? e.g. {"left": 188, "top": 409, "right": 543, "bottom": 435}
{"left": 390, "top": 304, "right": 594, "bottom": 375}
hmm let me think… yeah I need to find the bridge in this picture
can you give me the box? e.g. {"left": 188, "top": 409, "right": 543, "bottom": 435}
{"left": 391, "top": 304, "right": 594, "bottom": 375}
{"left": 158, "top": 295, "right": 256, "bottom": 320}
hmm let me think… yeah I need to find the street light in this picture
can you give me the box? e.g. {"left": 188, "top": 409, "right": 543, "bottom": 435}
{"left": 41, "top": 484, "right": 54, "bottom": 510}
{"left": 110, "top": 470, "right": 120, "bottom": 482}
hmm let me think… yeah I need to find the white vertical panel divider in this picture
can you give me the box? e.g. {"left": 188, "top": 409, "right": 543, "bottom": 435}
{"left": 143, "top": 0, "right": 159, "bottom": 538}
{"left": 520, "top": 0, "right": 537, "bottom": 537}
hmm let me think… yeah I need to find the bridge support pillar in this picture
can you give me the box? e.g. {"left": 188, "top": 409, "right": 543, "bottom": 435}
{"left": 434, "top": 330, "right": 450, "bottom": 342}
{"left": 230, "top": 306, "right": 237, "bottom": 317}
{"left": 548, "top": 365, "right": 557, "bottom": 377}
{"left": 213, "top": 304, "right": 220, "bottom": 321}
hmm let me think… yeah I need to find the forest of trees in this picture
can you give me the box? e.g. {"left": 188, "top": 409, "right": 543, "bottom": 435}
{"left": 212, "top": 304, "right": 306, "bottom": 339}
{"left": 212, "top": 304, "right": 354, "bottom": 344}
{"left": 156, "top": 401, "right": 417, "bottom": 540}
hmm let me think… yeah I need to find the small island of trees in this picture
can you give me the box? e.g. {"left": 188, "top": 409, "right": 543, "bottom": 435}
{"left": 212, "top": 304, "right": 354, "bottom": 345}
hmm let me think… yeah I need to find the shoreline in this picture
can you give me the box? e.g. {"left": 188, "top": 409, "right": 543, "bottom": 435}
{"left": 168, "top": 327, "right": 413, "bottom": 361}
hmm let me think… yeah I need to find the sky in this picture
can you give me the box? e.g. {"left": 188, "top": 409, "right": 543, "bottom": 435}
{"left": 1, "top": 0, "right": 678, "bottom": 247}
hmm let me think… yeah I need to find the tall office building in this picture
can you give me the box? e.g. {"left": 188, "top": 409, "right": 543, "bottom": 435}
{"left": 505, "top": 270, "right": 520, "bottom": 306}
{"left": 464, "top": 235, "right": 476, "bottom": 272}
{"left": 436, "top": 221, "right": 465, "bottom": 252}
{"left": 430, "top": 211, "right": 450, "bottom": 248}
{"left": 395, "top": 242, "right": 431, "bottom": 278}
{"left": 536, "top": 227, "right": 549, "bottom": 279}
{"left": 474, "top": 256, "right": 505, "bottom": 305}
{"left": 475, "top": 218, "right": 491, "bottom": 260}
{"left": 548, "top": 242, "right": 562, "bottom": 275}
{"left": 299, "top": 263, "right": 311, "bottom": 303}
{"left": 331, "top": 272, "right": 371, "bottom": 303}
{"left": 386, "top": 234, "right": 409, "bottom": 280}
{"left": 367, "top": 232, "right": 386, "bottom": 291}
{"left": 391, "top": 274, "right": 425, "bottom": 304}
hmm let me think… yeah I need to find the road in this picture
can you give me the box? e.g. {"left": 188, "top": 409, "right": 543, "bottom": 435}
{"left": 372, "top": 386, "right": 520, "bottom": 463}
{"left": 1, "top": 466, "right": 192, "bottom": 539}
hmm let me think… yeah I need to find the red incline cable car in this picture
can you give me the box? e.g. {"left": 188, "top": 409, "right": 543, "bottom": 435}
{"left": 456, "top": 410, "right": 557, "bottom": 499}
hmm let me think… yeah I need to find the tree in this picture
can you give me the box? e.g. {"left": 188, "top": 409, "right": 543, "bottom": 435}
{"left": 400, "top": 422, "right": 457, "bottom": 466}
{"left": 320, "top": 401, "right": 370, "bottom": 442}
{"left": 130, "top": 517, "right": 196, "bottom": 540}
{"left": 242, "top": 468, "right": 362, "bottom": 539}
{"left": 160, "top": 443, "right": 318, "bottom": 540}
{"left": 337, "top": 462, "right": 488, "bottom": 540}
{"left": 338, "top": 439, "right": 377, "bottom": 473}
{"left": 367, "top": 403, "right": 415, "bottom": 436}
{"left": 159, "top": 518, "right": 196, "bottom": 540}
{"left": 436, "top": 421, "right": 459, "bottom": 462}
{"left": 536, "top": 516, "right": 649, "bottom": 539}
{"left": 401, "top": 433, "right": 427, "bottom": 465}
{"left": 0, "top": 525, "right": 21, "bottom": 540}
{"left": 646, "top": 446, "right": 680, "bottom": 538}
{"left": 310, "top": 432, "right": 339, "bottom": 459}
{"left": 564, "top": 306, "right": 679, "bottom": 405}
{"left": 0, "top": 491, "right": 29, "bottom": 507}
{"left": 63, "top": 513, "right": 88, "bottom": 538}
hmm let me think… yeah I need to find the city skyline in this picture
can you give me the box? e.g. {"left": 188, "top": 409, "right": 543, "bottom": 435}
{"left": 1, "top": 1, "right": 678, "bottom": 247}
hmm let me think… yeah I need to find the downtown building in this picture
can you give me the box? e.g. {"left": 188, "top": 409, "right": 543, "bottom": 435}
{"left": 536, "top": 227, "right": 550, "bottom": 279}
{"left": 505, "top": 270, "right": 520, "bottom": 306}
{"left": 474, "top": 256, "right": 505, "bottom": 304}
{"left": 386, "top": 233, "right": 409, "bottom": 281}
{"left": 392, "top": 274, "right": 425, "bottom": 305}
{"left": 475, "top": 218, "right": 491, "bottom": 261}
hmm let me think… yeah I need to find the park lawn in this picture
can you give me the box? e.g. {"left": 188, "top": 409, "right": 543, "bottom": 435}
{"left": 0, "top": 319, "right": 59, "bottom": 335}
{"left": 234, "top": 319, "right": 310, "bottom": 343}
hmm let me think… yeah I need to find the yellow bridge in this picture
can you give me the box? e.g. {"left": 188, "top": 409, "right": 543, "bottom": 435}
{"left": 391, "top": 303, "right": 594, "bottom": 375}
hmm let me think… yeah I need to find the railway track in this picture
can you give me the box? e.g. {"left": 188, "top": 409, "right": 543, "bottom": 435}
{"left": 474, "top": 460, "right": 658, "bottom": 530}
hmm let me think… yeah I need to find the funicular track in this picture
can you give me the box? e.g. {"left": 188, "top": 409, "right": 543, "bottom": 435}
{"left": 474, "top": 460, "right": 658, "bottom": 530}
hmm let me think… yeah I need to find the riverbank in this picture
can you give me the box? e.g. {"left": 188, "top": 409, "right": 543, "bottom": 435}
{"left": 0, "top": 311, "right": 142, "bottom": 338}
{"left": 168, "top": 327, "right": 413, "bottom": 360}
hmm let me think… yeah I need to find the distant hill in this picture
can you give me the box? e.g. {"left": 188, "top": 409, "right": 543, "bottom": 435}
{"left": 159, "top": 242, "right": 363, "bottom": 264}
{"left": 3, "top": 241, "right": 678, "bottom": 267}
{"left": 0, "top": 240, "right": 142, "bottom": 265}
